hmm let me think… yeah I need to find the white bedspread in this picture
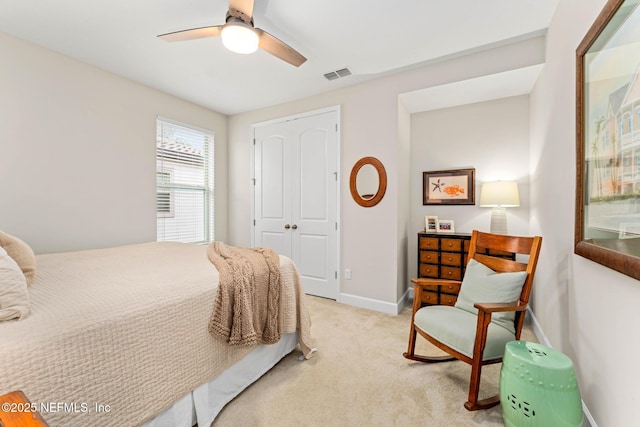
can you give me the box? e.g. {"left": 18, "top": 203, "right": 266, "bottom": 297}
{"left": 0, "top": 242, "right": 312, "bottom": 427}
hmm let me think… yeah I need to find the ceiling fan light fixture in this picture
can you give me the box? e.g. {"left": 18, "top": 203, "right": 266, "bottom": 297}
{"left": 221, "top": 21, "right": 259, "bottom": 54}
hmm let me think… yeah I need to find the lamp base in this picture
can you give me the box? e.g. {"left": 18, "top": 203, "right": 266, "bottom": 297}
{"left": 490, "top": 207, "right": 508, "bottom": 235}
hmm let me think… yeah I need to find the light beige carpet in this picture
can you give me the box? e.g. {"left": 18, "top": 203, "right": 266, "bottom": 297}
{"left": 212, "top": 295, "right": 537, "bottom": 426}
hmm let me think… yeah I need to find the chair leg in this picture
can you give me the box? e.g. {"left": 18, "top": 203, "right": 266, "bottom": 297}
{"left": 463, "top": 359, "right": 500, "bottom": 411}
{"left": 403, "top": 325, "right": 456, "bottom": 363}
{"left": 402, "top": 293, "right": 455, "bottom": 363}
{"left": 402, "top": 322, "right": 417, "bottom": 359}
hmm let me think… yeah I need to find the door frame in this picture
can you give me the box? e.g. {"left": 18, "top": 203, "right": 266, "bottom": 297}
{"left": 250, "top": 105, "right": 341, "bottom": 298}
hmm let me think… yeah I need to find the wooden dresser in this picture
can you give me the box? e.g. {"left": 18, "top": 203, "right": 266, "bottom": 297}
{"left": 416, "top": 231, "right": 516, "bottom": 306}
{"left": 417, "top": 232, "right": 471, "bottom": 306}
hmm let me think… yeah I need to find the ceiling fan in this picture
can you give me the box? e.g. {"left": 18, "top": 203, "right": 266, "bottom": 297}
{"left": 157, "top": 0, "right": 307, "bottom": 67}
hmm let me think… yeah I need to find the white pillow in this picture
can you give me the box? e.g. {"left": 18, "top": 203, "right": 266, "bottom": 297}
{"left": 454, "top": 259, "right": 527, "bottom": 332}
{"left": 0, "top": 246, "right": 30, "bottom": 321}
{"left": 0, "top": 230, "right": 37, "bottom": 286}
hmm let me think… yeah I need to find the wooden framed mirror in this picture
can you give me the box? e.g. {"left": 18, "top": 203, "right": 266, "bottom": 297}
{"left": 349, "top": 156, "right": 387, "bottom": 207}
{"left": 575, "top": 0, "right": 640, "bottom": 281}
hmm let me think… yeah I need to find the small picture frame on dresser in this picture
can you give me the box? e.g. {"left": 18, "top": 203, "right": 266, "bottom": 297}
{"left": 437, "top": 219, "right": 455, "bottom": 233}
{"left": 425, "top": 216, "right": 438, "bottom": 232}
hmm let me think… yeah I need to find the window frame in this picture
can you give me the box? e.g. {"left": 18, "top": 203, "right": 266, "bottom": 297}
{"left": 156, "top": 117, "right": 215, "bottom": 244}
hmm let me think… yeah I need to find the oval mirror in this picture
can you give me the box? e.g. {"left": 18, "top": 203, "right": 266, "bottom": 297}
{"left": 356, "top": 164, "right": 379, "bottom": 200}
{"left": 349, "top": 156, "right": 387, "bottom": 207}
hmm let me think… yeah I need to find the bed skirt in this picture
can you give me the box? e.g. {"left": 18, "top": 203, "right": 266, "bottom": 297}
{"left": 142, "top": 333, "right": 298, "bottom": 427}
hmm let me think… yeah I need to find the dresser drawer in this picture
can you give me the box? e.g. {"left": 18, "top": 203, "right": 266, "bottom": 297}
{"left": 419, "top": 237, "right": 439, "bottom": 250}
{"left": 441, "top": 238, "right": 462, "bottom": 252}
{"left": 440, "top": 266, "right": 462, "bottom": 280}
{"left": 419, "top": 251, "right": 439, "bottom": 264}
{"left": 440, "top": 293, "right": 458, "bottom": 306}
{"left": 419, "top": 264, "right": 439, "bottom": 278}
{"left": 420, "top": 291, "right": 439, "bottom": 305}
{"left": 440, "top": 252, "right": 462, "bottom": 266}
{"left": 441, "top": 282, "right": 461, "bottom": 295}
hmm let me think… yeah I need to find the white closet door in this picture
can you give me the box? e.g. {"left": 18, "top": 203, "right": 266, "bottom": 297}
{"left": 253, "top": 110, "right": 339, "bottom": 299}
{"left": 254, "top": 131, "right": 291, "bottom": 256}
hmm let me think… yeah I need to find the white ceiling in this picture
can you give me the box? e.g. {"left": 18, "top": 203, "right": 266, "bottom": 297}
{"left": 0, "top": 0, "right": 559, "bottom": 116}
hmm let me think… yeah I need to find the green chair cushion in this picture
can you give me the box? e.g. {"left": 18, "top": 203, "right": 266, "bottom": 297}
{"left": 454, "top": 259, "right": 527, "bottom": 333}
{"left": 414, "top": 305, "right": 515, "bottom": 360}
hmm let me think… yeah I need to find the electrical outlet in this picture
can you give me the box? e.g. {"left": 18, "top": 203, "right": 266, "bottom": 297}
{"left": 344, "top": 268, "right": 351, "bottom": 279}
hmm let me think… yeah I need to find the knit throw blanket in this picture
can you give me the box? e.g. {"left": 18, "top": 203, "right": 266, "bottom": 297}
{"left": 207, "top": 242, "right": 281, "bottom": 346}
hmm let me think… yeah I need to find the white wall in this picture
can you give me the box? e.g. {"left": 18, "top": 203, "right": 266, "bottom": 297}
{"left": 0, "top": 33, "right": 228, "bottom": 254}
{"left": 531, "top": 1, "right": 640, "bottom": 425}
{"left": 408, "top": 96, "right": 531, "bottom": 283}
{"left": 228, "top": 36, "right": 544, "bottom": 312}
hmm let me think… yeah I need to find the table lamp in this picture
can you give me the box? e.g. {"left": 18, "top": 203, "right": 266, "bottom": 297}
{"left": 479, "top": 181, "right": 520, "bottom": 234}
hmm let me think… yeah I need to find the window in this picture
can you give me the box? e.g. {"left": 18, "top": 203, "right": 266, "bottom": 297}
{"left": 623, "top": 153, "right": 632, "bottom": 177}
{"left": 624, "top": 114, "right": 632, "bottom": 133}
{"left": 156, "top": 118, "right": 214, "bottom": 244}
{"left": 156, "top": 171, "right": 174, "bottom": 217}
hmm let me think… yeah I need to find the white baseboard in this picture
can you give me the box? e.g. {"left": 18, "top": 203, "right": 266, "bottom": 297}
{"left": 527, "top": 308, "right": 597, "bottom": 427}
{"left": 526, "top": 306, "right": 551, "bottom": 347}
{"left": 338, "top": 291, "right": 409, "bottom": 315}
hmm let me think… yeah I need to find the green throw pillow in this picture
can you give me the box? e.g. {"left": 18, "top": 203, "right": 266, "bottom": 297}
{"left": 454, "top": 259, "right": 527, "bottom": 333}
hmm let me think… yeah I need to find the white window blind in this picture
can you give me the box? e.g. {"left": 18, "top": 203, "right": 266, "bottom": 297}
{"left": 156, "top": 118, "right": 214, "bottom": 244}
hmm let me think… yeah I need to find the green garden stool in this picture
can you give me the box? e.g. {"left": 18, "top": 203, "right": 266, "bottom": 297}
{"left": 500, "top": 341, "right": 582, "bottom": 427}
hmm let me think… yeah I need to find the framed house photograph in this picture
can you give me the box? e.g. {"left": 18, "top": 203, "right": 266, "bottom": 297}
{"left": 436, "top": 219, "right": 455, "bottom": 233}
{"left": 575, "top": 0, "right": 640, "bottom": 281}
{"left": 423, "top": 168, "right": 475, "bottom": 205}
{"left": 425, "top": 215, "right": 438, "bottom": 232}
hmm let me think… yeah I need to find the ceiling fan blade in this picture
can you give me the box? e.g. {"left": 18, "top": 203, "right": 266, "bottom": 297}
{"left": 256, "top": 29, "right": 307, "bottom": 67}
{"left": 157, "top": 26, "right": 222, "bottom": 42}
{"left": 229, "top": 0, "right": 255, "bottom": 22}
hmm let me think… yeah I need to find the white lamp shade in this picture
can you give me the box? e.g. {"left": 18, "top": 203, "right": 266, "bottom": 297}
{"left": 221, "top": 21, "right": 259, "bottom": 54}
{"left": 479, "top": 181, "right": 520, "bottom": 207}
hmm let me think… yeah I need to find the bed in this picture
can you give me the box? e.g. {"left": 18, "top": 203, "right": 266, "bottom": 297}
{"left": 0, "top": 238, "right": 314, "bottom": 427}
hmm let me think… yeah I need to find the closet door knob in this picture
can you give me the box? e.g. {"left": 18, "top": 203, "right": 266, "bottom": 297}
{"left": 291, "top": 224, "right": 298, "bottom": 230}
{"left": 284, "top": 224, "right": 291, "bottom": 229}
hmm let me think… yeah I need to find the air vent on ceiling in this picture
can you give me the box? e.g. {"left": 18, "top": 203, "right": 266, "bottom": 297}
{"left": 324, "top": 67, "right": 352, "bottom": 81}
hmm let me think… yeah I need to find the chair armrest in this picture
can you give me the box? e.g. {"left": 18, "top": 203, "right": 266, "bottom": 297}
{"left": 469, "top": 303, "right": 522, "bottom": 364}
{"left": 473, "top": 301, "right": 527, "bottom": 313}
{"left": 471, "top": 302, "right": 529, "bottom": 363}
{"left": 411, "top": 278, "right": 462, "bottom": 288}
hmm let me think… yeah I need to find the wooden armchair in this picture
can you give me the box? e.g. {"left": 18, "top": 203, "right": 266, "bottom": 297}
{"left": 403, "top": 230, "right": 542, "bottom": 411}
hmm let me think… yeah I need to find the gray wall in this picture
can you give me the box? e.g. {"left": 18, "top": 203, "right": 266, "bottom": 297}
{"left": 0, "top": 33, "right": 228, "bottom": 254}
{"left": 408, "top": 96, "right": 531, "bottom": 283}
